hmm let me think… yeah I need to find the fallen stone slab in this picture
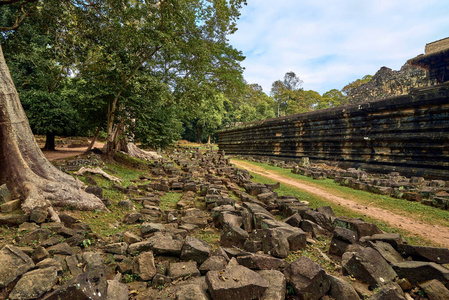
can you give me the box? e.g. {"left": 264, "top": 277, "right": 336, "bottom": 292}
{"left": 258, "top": 270, "right": 286, "bottom": 300}
{"left": 181, "top": 236, "right": 211, "bottom": 264}
{"left": 283, "top": 257, "right": 330, "bottom": 300}
{"left": 329, "top": 226, "right": 358, "bottom": 257}
{"left": 133, "top": 251, "right": 156, "bottom": 281}
{"left": 419, "top": 279, "right": 449, "bottom": 300}
{"left": 147, "top": 232, "right": 184, "bottom": 256}
{"left": 8, "top": 267, "right": 58, "bottom": 300}
{"left": 236, "top": 254, "right": 288, "bottom": 271}
{"left": 199, "top": 256, "right": 227, "bottom": 275}
{"left": 371, "top": 282, "right": 406, "bottom": 300}
{"left": 361, "top": 233, "right": 405, "bottom": 249}
{"left": 140, "top": 222, "right": 166, "bottom": 235}
{"left": 343, "top": 247, "right": 397, "bottom": 288}
{"left": 397, "top": 244, "right": 449, "bottom": 264}
{"left": 206, "top": 265, "right": 268, "bottom": 300}
{"left": 328, "top": 275, "right": 360, "bottom": 300}
{"left": 262, "top": 228, "right": 290, "bottom": 258}
{"left": 104, "top": 242, "right": 128, "bottom": 255}
{"left": 220, "top": 224, "right": 248, "bottom": 248}
{"left": 392, "top": 261, "right": 449, "bottom": 286}
{"left": 106, "top": 280, "right": 129, "bottom": 300}
{"left": 333, "top": 217, "right": 383, "bottom": 240}
{"left": 168, "top": 261, "right": 200, "bottom": 280}
{"left": 369, "top": 241, "right": 404, "bottom": 264}
{"left": 0, "top": 245, "right": 35, "bottom": 288}
{"left": 174, "top": 284, "right": 208, "bottom": 300}
{"left": 46, "top": 242, "right": 75, "bottom": 256}
{"left": 284, "top": 213, "right": 302, "bottom": 227}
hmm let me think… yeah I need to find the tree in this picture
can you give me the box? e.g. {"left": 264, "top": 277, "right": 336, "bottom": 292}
{"left": 1, "top": 14, "right": 82, "bottom": 150}
{"left": 68, "top": 0, "right": 246, "bottom": 156}
{"left": 0, "top": 0, "right": 246, "bottom": 218}
{"left": 317, "top": 89, "right": 348, "bottom": 109}
{"left": 271, "top": 72, "right": 303, "bottom": 117}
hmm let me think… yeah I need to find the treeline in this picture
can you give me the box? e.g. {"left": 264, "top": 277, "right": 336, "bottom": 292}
{"left": 183, "top": 72, "right": 373, "bottom": 143}
{"left": 1, "top": 1, "right": 371, "bottom": 148}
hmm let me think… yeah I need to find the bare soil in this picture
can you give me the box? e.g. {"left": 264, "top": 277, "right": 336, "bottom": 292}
{"left": 232, "top": 159, "right": 449, "bottom": 248}
{"left": 42, "top": 141, "right": 104, "bottom": 162}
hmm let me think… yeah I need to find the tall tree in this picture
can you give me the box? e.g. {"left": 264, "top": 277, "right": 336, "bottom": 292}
{"left": 68, "top": 0, "right": 246, "bottom": 155}
{"left": 0, "top": 0, "right": 246, "bottom": 219}
{"left": 271, "top": 72, "right": 304, "bottom": 117}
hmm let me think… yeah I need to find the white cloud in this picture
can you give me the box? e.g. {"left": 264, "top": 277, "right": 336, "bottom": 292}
{"left": 228, "top": 0, "right": 449, "bottom": 94}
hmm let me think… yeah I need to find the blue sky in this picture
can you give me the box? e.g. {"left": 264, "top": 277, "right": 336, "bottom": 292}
{"left": 227, "top": 0, "right": 449, "bottom": 95}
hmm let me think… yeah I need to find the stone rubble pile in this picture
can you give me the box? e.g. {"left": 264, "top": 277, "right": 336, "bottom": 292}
{"left": 0, "top": 149, "right": 448, "bottom": 299}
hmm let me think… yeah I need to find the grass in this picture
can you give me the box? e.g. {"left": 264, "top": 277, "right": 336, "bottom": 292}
{"left": 286, "top": 236, "right": 340, "bottom": 275}
{"left": 193, "top": 228, "right": 222, "bottom": 250}
{"left": 238, "top": 160, "right": 442, "bottom": 246}
{"left": 160, "top": 193, "right": 182, "bottom": 212}
{"left": 68, "top": 154, "right": 155, "bottom": 239}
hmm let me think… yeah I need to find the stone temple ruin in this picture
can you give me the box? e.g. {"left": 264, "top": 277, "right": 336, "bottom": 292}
{"left": 217, "top": 38, "right": 449, "bottom": 180}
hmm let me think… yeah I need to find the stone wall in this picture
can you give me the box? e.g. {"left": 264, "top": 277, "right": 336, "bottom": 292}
{"left": 347, "top": 63, "right": 435, "bottom": 104}
{"left": 217, "top": 84, "right": 449, "bottom": 179}
{"left": 425, "top": 37, "right": 449, "bottom": 55}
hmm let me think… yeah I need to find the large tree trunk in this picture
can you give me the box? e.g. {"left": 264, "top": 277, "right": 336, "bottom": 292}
{"left": 0, "top": 45, "right": 107, "bottom": 221}
{"left": 43, "top": 132, "right": 56, "bottom": 151}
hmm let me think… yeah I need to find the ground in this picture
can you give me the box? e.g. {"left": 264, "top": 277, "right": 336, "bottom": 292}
{"left": 39, "top": 137, "right": 448, "bottom": 247}
{"left": 232, "top": 160, "right": 449, "bottom": 248}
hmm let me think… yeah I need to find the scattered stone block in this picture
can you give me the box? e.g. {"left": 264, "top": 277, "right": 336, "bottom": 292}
{"left": 122, "top": 213, "right": 142, "bottom": 224}
{"left": 123, "top": 231, "right": 142, "bottom": 245}
{"left": 106, "top": 280, "right": 129, "bottom": 300}
{"left": 371, "top": 282, "right": 405, "bottom": 300}
{"left": 206, "top": 265, "right": 268, "bottom": 300}
{"left": 392, "top": 261, "right": 449, "bottom": 286}
{"left": 258, "top": 270, "right": 286, "bottom": 300}
{"left": 133, "top": 251, "right": 156, "bottom": 281}
{"left": 168, "top": 261, "right": 200, "bottom": 280}
{"left": 236, "top": 254, "right": 288, "bottom": 271}
{"left": 369, "top": 241, "right": 404, "bottom": 264}
{"left": 30, "top": 209, "right": 48, "bottom": 223}
{"left": 283, "top": 257, "right": 330, "bottom": 300}
{"left": 199, "top": 256, "right": 227, "bottom": 275}
{"left": 8, "top": 267, "right": 58, "bottom": 300}
{"left": 0, "top": 199, "right": 21, "bottom": 213}
{"left": 419, "top": 279, "right": 449, "bottom": 300}
{"left": 174, "top": 284, "right": 208, "bottom": 300}
{"left": 47, "top": 242, "right": 75, "bottom": 256}
{"left": 328, "top": 275, "right": 360, "bottom": 300}
{"left": 397, "top": 244, "right": 449, "bottom": 264}
{"left": 104, "top": 242, "right": 128, "bottom": 255}
{"left": 220, "top": 224, "right": 249, "bottom": 248}
{"left": 0, "top": 245, "right": 35, "bottom": 288}
{"left": 140, "top": 222, "right": 166, "bottom": 235}
{"left": 343, "top": 247, "right": 397, "bottom": 288}
{"left": 180, "top": 236, "right": 211, "bottom": 264}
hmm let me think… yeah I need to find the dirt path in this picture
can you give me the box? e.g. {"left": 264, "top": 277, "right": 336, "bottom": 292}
{"left": 43, "top": 141, "right": 104, "bottom": 162}
{"left": 232, "top": 159, "right": 449, "bottom": 248}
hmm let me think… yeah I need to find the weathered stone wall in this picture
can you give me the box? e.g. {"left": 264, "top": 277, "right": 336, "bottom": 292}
{"left": 347, "top": 63, "right": 435, "bottom": 104}
{"left": 425, "top": 37, "right": 449, "bottom": 55}
{"left": 218, "top": 84, "right": 449, "bottom": 179}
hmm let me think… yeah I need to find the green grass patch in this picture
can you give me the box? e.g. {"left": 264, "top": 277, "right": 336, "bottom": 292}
{"left": 193, "top": 228, "right": 221, "bottom": 250}
{"left": 286, "top": 236, "right": 340, "bottom": 275}
{"left": 160, "top": 193, "right": 182, "bottom": 212}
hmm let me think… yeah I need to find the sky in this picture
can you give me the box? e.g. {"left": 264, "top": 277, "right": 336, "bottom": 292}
{"left": 227, "top": 0, "right": 449, "bottom": 95}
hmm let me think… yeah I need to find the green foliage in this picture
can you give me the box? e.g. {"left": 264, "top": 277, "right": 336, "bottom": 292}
{"left": 20, "top": 89, "right": 79, "bottom": 137}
